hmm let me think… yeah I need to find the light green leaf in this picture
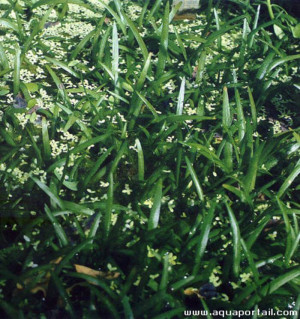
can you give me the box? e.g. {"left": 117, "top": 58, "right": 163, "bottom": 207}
{"left": 292, "top": 23, "right": 300, "bottom": 38}
{"left": 176, "top": 77, "right": 185, "bottom": 115}
{"left": 185, "top": 156, "right": 204, "bottom": 202}
{"left": 193, "top": 202, "right": 216, "bottom": 275}
{"left": 225, "top": 202, "right": 241, "bottom": 277}
{"left": 148, "top": 179, "right": 163, "bottom": 230}
{"left": 32, "top": 177, "right": 64, "bottom": 209}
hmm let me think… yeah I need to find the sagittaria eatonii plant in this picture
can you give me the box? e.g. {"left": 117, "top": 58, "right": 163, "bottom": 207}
{"left": 0, "top": 0, "right": 299, "bottom": 317}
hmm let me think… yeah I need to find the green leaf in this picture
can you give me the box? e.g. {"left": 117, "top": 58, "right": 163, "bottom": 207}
{"left": 241, "top": 239, "right": 260, "bottom": 283}
{"left": 193, "top": 202, "right": 216, "bottom": 275}
{"left": 156, "top": 2, "right": 169, "bottom": 79}
{"left": 13, "top": 46, "right": 21, "bottom": 96}
{"left": 26, "top": 127, "right": 43, "bottom": 165}
{"left": 32, "top": 0, "right": 93, "bottom": 12}
{"left": 222, "top": 86, "right": 231, "bottom": 128}
{"left": 277, "top": 165, "right": 300, "bottom": 198}
{"left": 135, "top": 138, "right": 144, "bottom": 181}
{"left": 148, "top": 179, "right": 163, "bottom": 230}
{"left": 176, "top": 77, "right": 185, "bottom": 115}
{"left": 104, "top": 172, "right": 113, "bottom": 239}
{"left": 292, "top": 23, "right": 300, "bottom": 38}
{"left": 136, "top": 53, "right": 152, "bottom": 91}
{"left": 0, "top": 127, "right": 16, "bottom": 147}
{"left": 196, "top": 50, "right": 206, "bottom": 83}
{"left": 182, "top": 142, "right": 227, "bottom": 171}
{"left": 246, "top": 215, "right": 270, "bottom": 249}
{"left": 70, "top": 134, "right": 109, "bottom": 154}
{"left": 98, "top": 26, "right": 112, "bottom": 64}
{"left": 64, "top": 114, "right": 78, "bottom": 132}
{"left": 0, "top": 18, "right": 18, "bottom": 32}
{"left": 135, "top": 91, "right": 159, "bottom": 117}
{"left": 42, "top": 117, "right": 51, "bottom": 161}
{"left": 170, "top": 275, "right": 195, "bottom": 291}
{"left": 24, "top": 82, "right": 39, "bottom": 93}
{"left": 174, "top": 27, "right": 187, "bottom": 60}
{"left": 70, "top": 29, "right": 96, "bottom": 60}
{"left": 246, "top": 267, "right": 300, "bottom": 307}
{"left": 97, "top": 0, "right": 126, "bottom": 35}
{"left": 31, "top": 177, "right": 64, "bottom": 209}
{"left": 224, "top": 140, "right": 233, "bottom": 172}
{"left": 201, "top": 299, "right": 213, "bottom": 319}
{"left": 44, "top": 205, "right": 69, "bottom": 246}
{"left": 247, "top": 87, "right": 257, "bottom": 130}
{"left": 285, "top": 232, "right": 300, "bottom": 265}
{"left": 274, "top": 24, "right": 284, "bottom": 39}
{"left": 268, "top": 54, "right": 300, "bottom": 73}
{"left": 256, "top": 50, "right": 276, "bottom": 80}
{"left": 233, "top": 69, "right": 245, "bottom": 142}
{"left": 222, "top": 184, "right": 246, "bottom": 202}
{"left": 112, "top": 22, "right": 119, "bottom": 87}
{"left": 45, "top": 65, "right": 70, "bottom": 104}
{"left": 123, "top": 13, "right": 148, "bottom": 61}
{"left": 159, "top": 255, "right": 169, "bottom": 292}
{"left": 154, "top": 115, "right": 214, "bottom": 123}
{"left": 88, "top": 211, "right": 102, "bottom": 240}
{"left": 244, "top": 141, "right": 264, "bottom": 193}
{"left": 110, "top": 141, "right": 128, "bottom": 174}
{"left": 225, "top": 202, "right": 241, "bottom": 277}
{"left": 0, "top": 42, "right": 9, "bottom": 70}
{"left": 185, "top": 156, "right": 204, "bottom": 202}
{"left": 45, "top": 56, "right": 79, "bottom": 78}
{"left": 147, "top": 0, "right": 162, "bottom": 22}
{"left": 51, "top": 272, "right": 75, "bottom": 316}
{"left": 82, "top": 146, "right": 114, "bottom": 189}
{"left": 249, "top": 5, "right": 261, "bottom": 47}
{"left": 122, "top": 296, "right": 134, "bottom": 319}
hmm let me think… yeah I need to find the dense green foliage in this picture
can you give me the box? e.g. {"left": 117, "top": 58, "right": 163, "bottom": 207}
{"left": 0, "top": 0, "right": 299, "bottom": 318}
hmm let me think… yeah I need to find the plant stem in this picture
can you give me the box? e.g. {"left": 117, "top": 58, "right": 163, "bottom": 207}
{"left": 266, "top": 0, "right": 274, "bottom": 20}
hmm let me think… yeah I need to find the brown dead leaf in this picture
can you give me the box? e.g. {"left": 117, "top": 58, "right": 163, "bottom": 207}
{"left": 74, "top": 264, "right": 120, "bottom": 280}
{"left": 184, "top": 287, "right": 203, "bottom": 299}
{"left": 30, "top": 285, "right": 47, "bottom": 297}
{"left": 104, "top": 17, "right": 111, "bottom": 25}
{"left": 27, "top": 105, "right": 40, "bottom": 114}
{"left": 50, "top": 256, "right": 63, "bottom": 264}
{"left": 192, "top": 66, "right": 198, "bottom": 79}
{"left": 16, "top": 256, "right": 63, "bottom": 296}
{"left": 184, "top": 287, "right": 199, "bottom": 296}
{"left": 103, "top": 271, "right": 120, "bottom": 280}
{"left": 174, "top": 13, "right": 196, "bottom": 21}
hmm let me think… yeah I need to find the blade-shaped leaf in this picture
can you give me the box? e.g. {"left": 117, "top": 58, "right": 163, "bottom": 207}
{"left": 148, "top": 179, "right": 163, "bottom": 230}
{"left": 225, "top": 202, "right": 241, "bottom": 277}
{"left": 185, "top": 156, "right": 204, "bottom": 201}
{"left": 193, "top": 202, "right": 216, "bottom": 275}
{"left": 176, "top": 77, "right": 185, "bottom": 115}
